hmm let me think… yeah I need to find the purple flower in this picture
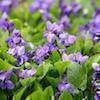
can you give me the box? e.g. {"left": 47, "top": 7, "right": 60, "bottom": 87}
{"left": 92, "top": 63, "right": 100, "bottom": 100}
{"left": 59, "top": 1, "right": 81, "bottom": 17}
{"left": 0, "top": 80, "right": 14, "bottom": 90}
{"left": 44, "top": 32, "right": 56, "bottom": 43}
{"left": 79, "top": 9, "right": 100, "bottom": 43}
{"left": 16, "top": 69, "right": 36, "bottom": 79}
{"left": 29, "top": 0, "right": 54, "bottom": 21}
{"left": 0, "top": 0, "right": 23, "bottom": 13}
{"left": 17, "top": 55, "right": 28, "bottom": 66}
{"left": 0, "top": 70, "right": 14, "bottom": 90}
{"left": 59, "top": 33, "right": 76, "bottom": 47}
{"left": 70, "top": 2, "right": 82, "bottom": 15}
{"left": 6, "top": 29, "right": 28, "bottom": 66}
{"left": 57, "top": 77, "right": 74, "bottom": 95}
{"left": 45, "top": 21, "right": 64, "bottom": 35}
{"left": 62, "top": 52, "right": 88, "bottom": 64}
{"left": 0, "top": 13, "right": 14, "bottom": 32}
{"left": 94, "top": 93, "right": 100, "bottom": 100}
{"left": 58, "top": 83, "right": 74, "bottom": 94}
{"left": 59, "top": 15, "right": 71, "bottom": 30}
{"left": 32, "top": 43, "right": 58, "bottom": 64}
{"left": 92, "top": 63, "right": 100, "bottom": 72}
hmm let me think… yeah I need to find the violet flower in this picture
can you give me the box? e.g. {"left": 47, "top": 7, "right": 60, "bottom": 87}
{"left": 0, "top": 0, "right": 18, "bottom": 13}
{"left": 79, "top": 8, "right": 100, "bottom": 43}
{"left": 16, "top": 69, "right": 36, "bottom": 79}
{"left": 59, "top": 0, "right": 81, "bottom": 30}
{"left": 6, "top": 29, "right": 28, "bottom": 66}
{"left": 56, "top": 76, "right": 74, "bottom": 99}
{"left": 44, "top": 21, "right": 64, "bottom": 36}
{"left": 0, "top": 12, "right": 14, "bottom": 32}
{"left": 29, "top": 0, "right": 54, "bottom": 21}
{"left": 59, "top": 0, "right": 81, "bottom": 17}
{"left": 0, "top": 70, "right": 14, "bottom": 90}
{"left": 32, "top": 43, "right": 58, "bottom": 64}
{"left": 59, "top": 33, "right": 76, "bottom": 47}
{"left": 62, "top": 52, "right": 88, "bottom": 64}
{"left": 92, "top": 63, "right": 100, "bottom": 100}
{"left": 58, "top": 83, "right": 74, "bottom": 94}
{"left": 0, "top": 0, "right": 24, "bottom": 14}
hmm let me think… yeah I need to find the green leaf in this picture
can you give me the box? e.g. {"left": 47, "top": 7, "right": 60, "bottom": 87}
{"left": 0, "top": 90, "right": 7, "bottom": 100}
{"left": 0, "top": 30, "right": 9, "bottom": 48}
{"left": 93, "top": 42, "right": 100, "bottom": 53}
{"left": 67, "top": 62, "right": 87, "bottom": 91}
{"left": 46, "top": 76, "right": 59, "bottom": 88}
{"left": 0, "top": 48, "right": 15, "bottom": 64}
{"left": 13, "top": 87, "right": 26, "bottom": 100}
{"left": 36, "top": 63, "right": 53, "bottom": 80}
{"left": 49, "top": 51, "right": 60, "bottom": 63}
{"left": 89, "top": 54, "right": 100, "bottom": 63}
{"left": 54, "top": 61, "right": 70, "bottom": 74}
{"left": 26, "top": 90, "right": 43, "bottom": 100}
{"left": 43, "top": 86, "right": 54, "bottom": 100}
{"left": 0, "top": 58, "right": 13, "bottom": 71}
{"left": 10, "top": 19, "right": 23, "bottom": 29}
{"left": 95, "top": 0, "right": 100, "bottom": 7}
{"left": 85, "top": 54, "right": 100, "bottom": 71}
{"left": 67, "top": 37, "right": 84, "bottom": 54}
{"left": 20, "top": 77, "right": 36, "bottom": 86}
{"left": 83, "top": 35, "right": 93, "bottom": 54}
{"left": 59, "top": 91, "right": 73, "bottom": 100}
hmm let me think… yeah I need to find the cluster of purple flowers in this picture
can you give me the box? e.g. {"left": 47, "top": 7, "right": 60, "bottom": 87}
{"left": 59, "top": 0, "right": 82, "bottom": 29}
{"left": 6, "top": 29, "right": 28, "bottom": 66}
{"left": 0, "top": 70, "right": 14, "bottom": 90}
{"left": 79, "top": 8, "right": 100, "bottom": 43}
{"left": 62, "top": 52, "right": 89, "bottom": 64}
{"left": 32, "top": 43, "right": 58, "bottom": 64}
{"left": 29, "top": 0, "right": 54, "bottom": 21}
{"left": 59, "top": 0, "right": 82, "bottom": 17}
{"left": 44, "top": 21, "right": 76, "bottom": 47}
{"left": 92, "top": 63, "right": 100, "bottom": 100}
{"left": 0, "top": 68, "right": 36, "bottom": 90}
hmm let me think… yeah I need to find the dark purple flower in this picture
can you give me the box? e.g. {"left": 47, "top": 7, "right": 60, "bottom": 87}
{"left": 0, "top": 80, "right": 14, "bottom": 90}
{"left": 92, "top": 63, "right": 100, "bottom": 100}
{"left": 94, "top": 93, "right": 100, "bottom": 100}
{"left": 0, "top": 70, "right": 14, "bottom": 90}
{"left": 17, "top": 55, "right": 28, "bottom": 66}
